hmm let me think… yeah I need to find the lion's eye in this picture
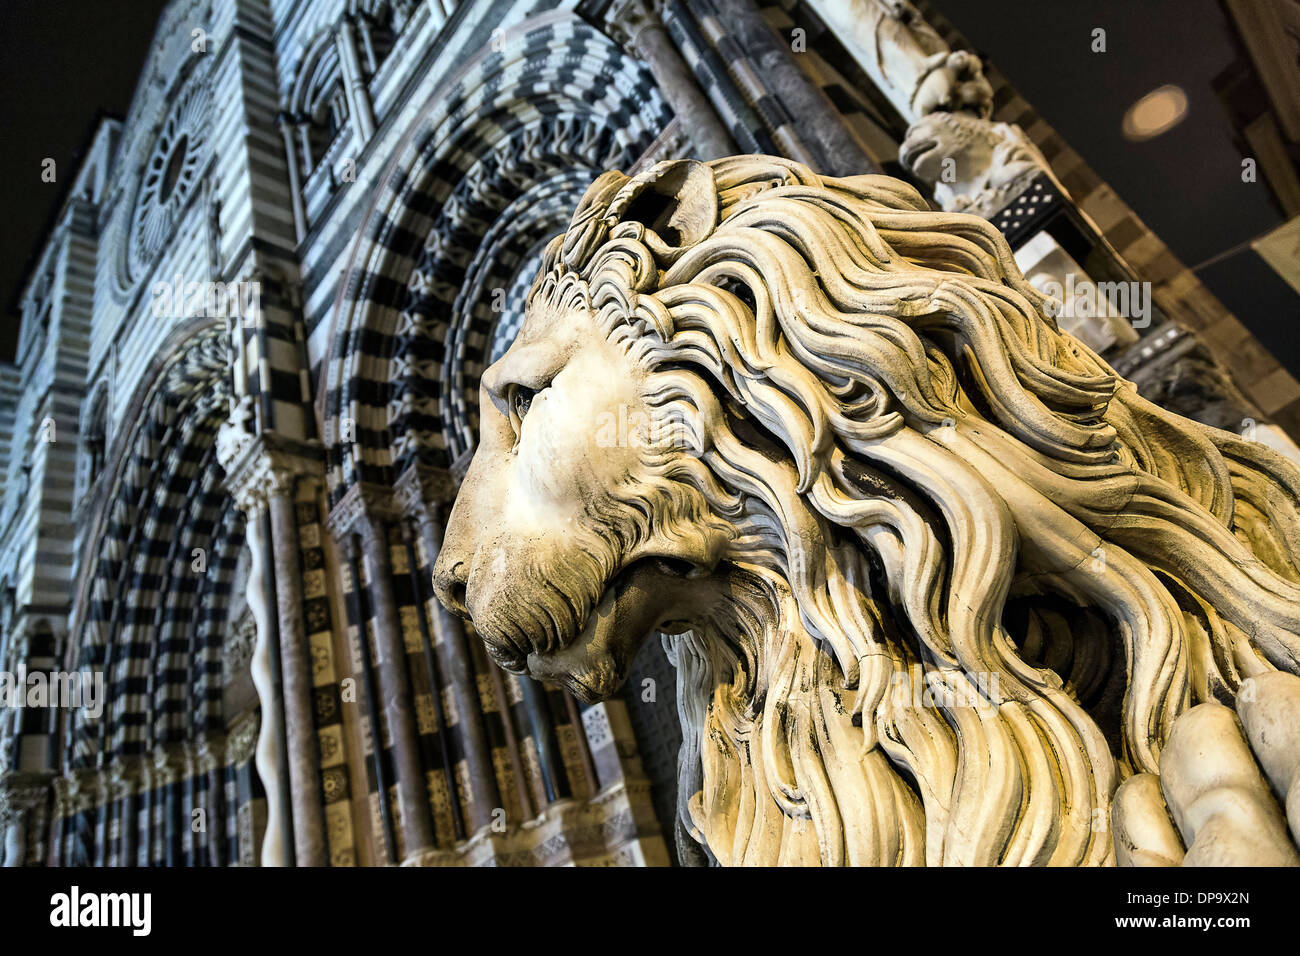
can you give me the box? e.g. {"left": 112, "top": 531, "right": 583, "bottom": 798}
{"left": 512, "top": 385, "right": 536, "bottom": 422}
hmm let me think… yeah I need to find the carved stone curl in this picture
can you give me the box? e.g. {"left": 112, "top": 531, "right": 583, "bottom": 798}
{"left": 432, "top": 156, "right": 1300, "bottom": 867}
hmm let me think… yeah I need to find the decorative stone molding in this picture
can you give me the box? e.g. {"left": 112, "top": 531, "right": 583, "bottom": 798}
{"left": 108, "top": 757, "right": 141, "bottom": 800}
{"left": 50, "top": 776, "right": 73, "bottom": 819}
{"left": 401, "top": 778, "right": 669, "bottom": 867}
{"left": 0, "top": 772, "right": 50, "bottom": 824}
{"left": 152, "top": 745, "right": 184, "bottom": 788}
{"left": 218, "top": 403, "right": 322, "bottom": 514}
{"left": 602, "top": 0, "right": 664, "bottom": 51}
{"left": 226, "top": 711, "right": 259, "bottom": 766}
{"left": 0, "top": 772, "right": 51, "bottom": 867}
{"left": 325, "top": 480, "right": 398, "bottom": 540}
{"left": 222, "top": 610, "right": 257, "bottom": 683}
{"left": 71, "top": 769, "right": 100, "bottom": 816}
{"left": 196, "top": 732, "right": 226, "bottom": 775}
{"left": 392, "top": 463, "right": 457, "bottom": 519}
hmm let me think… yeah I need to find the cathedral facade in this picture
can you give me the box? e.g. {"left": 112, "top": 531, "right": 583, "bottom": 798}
{"left": 1, "top": 0, "right": 1297, "bottom": 867}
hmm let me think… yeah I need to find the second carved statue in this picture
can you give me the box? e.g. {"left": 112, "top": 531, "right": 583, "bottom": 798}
{"left": 432, "top": 155, "right": 1300, "bottom": 867}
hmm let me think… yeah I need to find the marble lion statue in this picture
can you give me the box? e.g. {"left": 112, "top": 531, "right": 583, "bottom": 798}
{"left": 433, "top": 155, "right": 1300, "bottom": 866}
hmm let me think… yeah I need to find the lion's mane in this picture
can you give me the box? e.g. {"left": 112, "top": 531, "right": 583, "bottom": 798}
{"left": 524, "top": 155, "right": 1300, "bottom": 865}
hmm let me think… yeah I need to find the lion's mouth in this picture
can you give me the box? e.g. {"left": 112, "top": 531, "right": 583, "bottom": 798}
{"left": 513, "top": 557, "right": 694, "bottom": 703}
{"left": 899, "top": 136, "right": 940, "bottom": 172}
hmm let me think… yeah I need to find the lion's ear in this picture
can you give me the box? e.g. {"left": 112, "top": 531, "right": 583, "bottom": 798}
{"left": 609, "top": 160, "right": 718, "bottom": 250}
{"left": 561, "top": 170, "right": 629, "bottom": 270}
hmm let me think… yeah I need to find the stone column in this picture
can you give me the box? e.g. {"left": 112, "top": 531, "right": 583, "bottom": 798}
{"left": 182, "top": 740, "right": 201, "bottom": 866}
{"left": 277, "top": 113, "right": 309, "bottom": 244}
{"left": 394, "top": 464, "right": 501, "bottom": 833}
{"left": 218, "top": 414, "right": 288, "bottom": 867}
{"left": 296, "top": 121, "right": 315, "bottom": 174}
{"left": 328, "top": 482, "right": 435, "bottom": 858}
{"left": 339, "top": 533, "right": 400, "bottom": 861}
{"left": 49, "top": 776, "right": 71, "bottom": 867}
{"left": 518, "top": 679, "right": 570, "bottom": 805}
{"left": 111, "top": 758, "right": 138, "bottom": 868}
{"left": 268, "top": 488, "right": 329, "bottom": 866}
{"left": 336, "top": 17, "right": 377, "bottom": 142}
{"left": 94, "top": 773, "right": 110, "bottom": 866}
{"left": 198, "top": 733, "right": 226, "bottom": 867}
{"left": 604, "top": 0, "right": 736, "bottom": 159}
{"left": 154, "top": 747, "right": 183, "bottom": 867}
{"left": 360, "top": 517, "right": 436, "bottom": 855}
{"left": 226, "top": 712, "right": 259, "bottom": 866}
{"left": 137, "top": 760, "right": 154, "bottom": 866}
{"left": 218, "top": 411, "right": 331, "bottom": 866}
{"left": 710, "top": 0, "right": 878, "bottom": 176}
{"left": 71, "top": 769, "right": 97, "bottom": 866}
{"left": 0, "top": 773, "right": 48, "bottom": 867}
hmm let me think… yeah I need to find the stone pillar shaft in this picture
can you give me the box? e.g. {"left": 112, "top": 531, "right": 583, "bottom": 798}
{"left": 268, "top": 491, "right": 329, "bottom": 866}
{"left": 277, "top": 116, "right": 309, "bottom": 244}
{"left": 219, "top": 412, "right": 332, "bottom": 867}
{"left": 336, "top": 18, "right": 377, "bottom": 141}
{"left": 709, "top": 0, "right": 878, "bottom": 176}
{"left": 359, "top": 518, "right": 436, "bottom": 856}
{"left": 342, "top": 535, "right": 399, "bottom": 862}
{"left": 243, "top": 503, "right": 290, "bottom": 866}
{"left": 612, "top": 0, "right": 736, "bottom": 159}
{"left": 412, "top": 509, "right": 501, "bottom": 833}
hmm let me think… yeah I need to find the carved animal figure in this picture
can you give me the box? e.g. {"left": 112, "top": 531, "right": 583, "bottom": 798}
{"left": 433, "top": 156, "right": 1300, "bottom": 866}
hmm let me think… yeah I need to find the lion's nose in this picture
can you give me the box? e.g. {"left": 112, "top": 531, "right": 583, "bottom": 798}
{"left": 432, "top": 557, "right": 470, "bottom": 618}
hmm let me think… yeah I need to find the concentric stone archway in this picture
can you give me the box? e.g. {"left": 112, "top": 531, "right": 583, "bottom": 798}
{"left": 313, "top": 9, "right": 676, "bottom": 865}
{"left": 321, "top": 10, "right": 671, "bottom": 495}
{"left": 67, "top": 321, "right": 241, "bottom": 766}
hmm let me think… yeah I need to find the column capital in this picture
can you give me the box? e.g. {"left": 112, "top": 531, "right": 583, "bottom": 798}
{"left": 325, "top": 480, "right": 398, "bottom": 541}
{"left": 0, "top": 771, "right": 51, "bottom": 823}
{"left": 392, "top": 462, "right": 457, "bottom": 523}
{"left": 108, "top": 756, "right": 142, "bottom": 798}
{"left": 899, "top": 110, "right": 1056, "bottom": 216}
{"left": 217, "top": 398, "right": 324, "bottom": 514}
{"left": 152, "top": 746, "right": 184, "bottom": 786}
{"left": 195, "top": 732, "right": 226, "bottom": 774}
{"left": 70, "top": 769, "right": 100, "bottom": 814}
{"left": 50, "top": 776, "right": 74, "bottom": 816}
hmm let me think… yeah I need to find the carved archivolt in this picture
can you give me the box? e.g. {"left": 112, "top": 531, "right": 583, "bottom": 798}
{"left": 68, "top": 322, "right": 243, "bottom": 766}
{"left": 320, "top": 13, "right": 670, "bottom": 504}
{"left": 392, "top": 115, "right": 632, "bottom": 468}
{"left": 434, "top": 156, "right": 1300, "bottom": 866}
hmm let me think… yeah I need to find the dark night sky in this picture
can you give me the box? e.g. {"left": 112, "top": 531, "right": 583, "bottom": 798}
{"left": 0, "top": 0, "right": 170, "bottom": 361}
{"left": 0, "top": 0, "right": 1295, "bottom": 376}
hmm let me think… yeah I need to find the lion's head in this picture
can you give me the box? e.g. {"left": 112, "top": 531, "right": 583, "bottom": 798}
{"left": 433, "top": 156, "right": 1300, "bottom": 866}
